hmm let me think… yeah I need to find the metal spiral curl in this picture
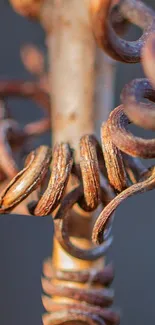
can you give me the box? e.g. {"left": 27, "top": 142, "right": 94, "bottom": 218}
{"left": 0, "top": 120, "right": 152, "bottom": 325}
{"left": 42, "top": 259, "right": 119, "bottom": 325}
{"left": 1, "top": 0, "right": 155, "bottom": 324}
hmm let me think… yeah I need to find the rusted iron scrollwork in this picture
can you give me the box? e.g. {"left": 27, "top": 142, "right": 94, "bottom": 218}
{"left": 1, "top": 0, "right": 155, "bottom": 324}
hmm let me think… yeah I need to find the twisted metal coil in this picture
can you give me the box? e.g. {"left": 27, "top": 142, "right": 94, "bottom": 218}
{"left": 42, "top": 259, "right": 119, "bottom": 325}
{"left": 1, "top": 0, "right": 155, "bottom": 323}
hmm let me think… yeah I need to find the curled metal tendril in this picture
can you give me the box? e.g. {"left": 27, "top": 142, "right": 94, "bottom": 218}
{"left": 0, "top": 122, "right": 152, "bottom": 255}
{"left": 2, "top": 0, "right": 155, "bottom": 323}
{"left": 91, "top": 0, "right": 155, "bottom": 132}
{"left": 91, "top": 0, "right": 155, "bottom": 63}
{"left": 42, "top": 259, "right": 119, "bottom": 325}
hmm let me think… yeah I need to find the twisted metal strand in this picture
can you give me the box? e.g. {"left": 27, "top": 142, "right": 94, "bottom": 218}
{"left": 106, "top": 104, "right": 155, "bottom": 159}
{"left": 43, "top": 257, "right": 114, "bottom": 286}
{"left": 54, "top": 185, "right": 113, "bottom": 261}
{"left": 92, "top": 105, "right": 155, "bottom": 245}
{"left": 34, "top": 143, "right": 73, "bottom": 216}
{"left": 42, "top": 258, "right": 119, "bottom": 325}
{"left": 121, "top": 78, "right": 155, "bottom": 130}
{"left": 101, "top": 113, "right": 129, "bottom": 192}
{"left": 0, "top": 132, "right": 117, "bottom": 321}
{"left": 0, "top": 128, "right": 150, "bottom": 253}
{"left": 91, "top": 0, "right": 155, "bottom": 63}
{"left": 0, "top": 146, "right": 52, "bottom": 213}
{"left": 2, "top": 2, "right": 155, "bottom": 324}
{"left": 93, "top": 165, "right": 155, "bottom": 245}
{"left": 0, "top": 110, "right": 153, "bottom": 323}
{"left": 42, "top": 278, "right": 114, "bottom": 307}
{"left": 130, "top": 33, "right": 155, "bottom": 130}
{"left": 0, "top": 135, "right": 113, "bottom": 215}
{"left": 79, "top": 135, "right": 101, "bottom": 211}
{"left": 43, "top": 310, "right": 106, "bottom": 325}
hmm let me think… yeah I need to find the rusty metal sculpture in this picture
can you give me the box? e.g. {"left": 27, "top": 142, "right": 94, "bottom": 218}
{"left": 0, "top": 0, "right": 155, "bottom": 324}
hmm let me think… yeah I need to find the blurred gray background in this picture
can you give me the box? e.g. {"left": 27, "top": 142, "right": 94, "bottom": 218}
{"left": 0, "top": 0, "right": 154, "bottom": 324}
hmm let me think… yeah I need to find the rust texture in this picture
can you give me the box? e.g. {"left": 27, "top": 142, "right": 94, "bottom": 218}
{"left": 4, "top": 0, "right": 155, "bottom": 324}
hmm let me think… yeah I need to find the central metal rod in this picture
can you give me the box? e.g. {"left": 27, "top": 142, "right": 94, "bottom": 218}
{"left": 41, "top": 0, "right": 114, "bottom": 324}
{"left": 47, "top": 0, "right": 95, "bottom": 160}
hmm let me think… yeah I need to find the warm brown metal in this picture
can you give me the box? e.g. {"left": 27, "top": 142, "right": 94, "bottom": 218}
{"left": 91, "top": 0, "right": 155, "bottom": 62}
{"left": 40, "top": 2, "right": 118, "bottom": 324}
{"left": 91, "top": 0, "right": 155, "bottom": 131}
{"left": 3, "top": 0, "right": 155, "bottom": 324}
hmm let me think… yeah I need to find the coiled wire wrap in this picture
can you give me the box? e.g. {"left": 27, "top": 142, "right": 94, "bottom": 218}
{"left": 1, "top": 0, "right": 155, "bottom": 323}
{"left": 42, "top": 259, "right": 119, "bottom": 325}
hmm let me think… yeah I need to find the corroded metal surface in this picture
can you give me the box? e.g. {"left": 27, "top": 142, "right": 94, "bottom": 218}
{"left": 5, "top": 0, "right": 155, "bottom": 324}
